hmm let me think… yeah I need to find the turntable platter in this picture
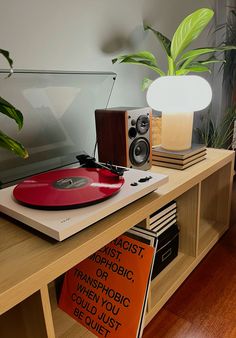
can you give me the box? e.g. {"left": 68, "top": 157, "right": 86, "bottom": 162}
{"left": 13, "top": 168, "right": 124, "bottom": 208}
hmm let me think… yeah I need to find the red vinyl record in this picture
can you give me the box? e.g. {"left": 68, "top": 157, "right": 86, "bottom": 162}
{"left": 13, "top": 168, "right": 125, "bottom": 208}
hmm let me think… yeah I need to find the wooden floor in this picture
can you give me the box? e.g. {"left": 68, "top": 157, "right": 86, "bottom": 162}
{"left": 143, "top": 180, "right": 236, "bottom": 338}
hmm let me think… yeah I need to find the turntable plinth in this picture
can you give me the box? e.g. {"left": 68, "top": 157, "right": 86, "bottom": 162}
{"left": 0, "top": 148, "right": 234, "bottom": 338}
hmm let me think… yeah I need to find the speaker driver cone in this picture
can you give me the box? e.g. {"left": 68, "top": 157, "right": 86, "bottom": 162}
{"left": 129, "top": 138, "right": 150, "bottom": 166}
{"left": 136, "top": 115, "right": 150, "bottom": 134}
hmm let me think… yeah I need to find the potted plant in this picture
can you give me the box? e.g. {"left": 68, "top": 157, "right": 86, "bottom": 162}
{"left": 196, "top": 105, "right": 236, "bottom": 148}
{"left": 196, "top": 7, "right": 236, "bottom": 150}
{"left": 112, "top": 8, "right": 236, "bottom": 151}
{"left": 221, "top": 7, "right": 236, "bottom": 104}
{"left": 0, "top": 49, "right": 28, "bottom": 158}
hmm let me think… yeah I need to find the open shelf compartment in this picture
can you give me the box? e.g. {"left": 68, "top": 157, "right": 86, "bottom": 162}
{"left": 146, "top": 184, "right": 199, "bottom": 323}
{"left": 0, "top": 291, "right": 48, "bottom": 338}
{"left": 198, "top": 162, "right": 232, "bottom": 255}
{"left": 148, "top": 252, "right": 195, "bottom": 321}
{"left": 49, "top": 280, "right": 95, "bottom": 338}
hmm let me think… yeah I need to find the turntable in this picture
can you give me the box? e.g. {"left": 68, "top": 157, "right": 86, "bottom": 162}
{"left": 0, "top": 158, "right": 167, "bottom": 240}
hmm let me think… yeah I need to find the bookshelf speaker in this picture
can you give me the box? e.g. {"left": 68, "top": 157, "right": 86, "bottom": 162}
{"left": 95, "top": 107, "right": 152, "bottom": 170}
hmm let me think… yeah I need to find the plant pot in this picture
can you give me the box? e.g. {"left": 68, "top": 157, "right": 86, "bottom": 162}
{"left": 161, "top": 111, "right": 193, "bottom": 151}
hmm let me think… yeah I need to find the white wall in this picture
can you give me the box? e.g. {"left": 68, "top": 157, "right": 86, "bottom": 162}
{"left": 0, "top": 0, "right": 217, "bottom": 108}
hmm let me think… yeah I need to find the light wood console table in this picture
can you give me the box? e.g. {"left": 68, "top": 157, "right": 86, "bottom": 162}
{"left": 0, "top": 148, "right": 234, "bottom": 338}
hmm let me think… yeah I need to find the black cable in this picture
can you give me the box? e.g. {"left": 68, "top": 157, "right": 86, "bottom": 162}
{"left": 93, "top": 75, "right": 116, "bottom": 158}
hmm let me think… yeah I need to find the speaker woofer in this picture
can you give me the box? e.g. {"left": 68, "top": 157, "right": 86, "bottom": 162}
{"left": 136, "top": 115, "right": 150, "bottom": 134}
{"left": 129, "top": 138, "right": 150, "bottom": 166}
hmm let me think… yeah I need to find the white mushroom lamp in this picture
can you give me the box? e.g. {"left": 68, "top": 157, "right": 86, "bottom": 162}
{"left": 146, "top": 75, "right": 212, "bottom": 151}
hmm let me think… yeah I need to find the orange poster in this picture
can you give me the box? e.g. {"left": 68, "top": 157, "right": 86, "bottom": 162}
{"left": 59, "top": 234, "right": 155, "bottom": 338}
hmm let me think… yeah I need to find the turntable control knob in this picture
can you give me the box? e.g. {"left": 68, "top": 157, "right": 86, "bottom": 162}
{"left": 138, "top": 176, "right": 152, "bottom": 183}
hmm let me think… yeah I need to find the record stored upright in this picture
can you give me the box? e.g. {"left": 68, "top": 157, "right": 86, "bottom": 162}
{"left": 0, "top": 148, "right": 234, "bottom": 337}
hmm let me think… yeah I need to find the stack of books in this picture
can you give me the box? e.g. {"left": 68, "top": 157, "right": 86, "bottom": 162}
{"left": 149, "top": 200, "right": 177, "bottom": 233}
{"left": 149, "top": 200, "right": 179, "bottom": 279}
{"left": 133, "top": 201, "right": 179, "bottom": 279}
{"left": 152, "top": 144, "right": 207, "bottom": 170}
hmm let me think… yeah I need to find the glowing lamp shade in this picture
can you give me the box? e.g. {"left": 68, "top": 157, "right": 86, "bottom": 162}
{"left": 146, "top": 75, "right": 212, "bottom": 151}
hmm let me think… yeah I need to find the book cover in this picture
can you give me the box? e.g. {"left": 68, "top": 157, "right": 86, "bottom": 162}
{"left": 126, "top": 227, "right": 158, "bottom": 337}
{"left": 152, "top": 144, "right": 206, "bottom": 160}
{"left": 59, "top": 234, "right": 155, "bottom": 338}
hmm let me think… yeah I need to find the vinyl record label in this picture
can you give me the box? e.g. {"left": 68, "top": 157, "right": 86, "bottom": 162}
{"left": 13, "top": 168, "right": 124, "bottom": 208}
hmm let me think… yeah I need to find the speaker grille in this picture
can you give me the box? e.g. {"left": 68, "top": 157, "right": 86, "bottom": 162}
{"left": 129, "top": 138, "right": 150, "bottom": 166}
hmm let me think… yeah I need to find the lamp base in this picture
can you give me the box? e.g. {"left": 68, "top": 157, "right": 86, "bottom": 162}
{"left": 161, "top": 111, "right": 193, "bottom": 151}
{"left": 152, "top": 144, "right": 207, "bottom": 170}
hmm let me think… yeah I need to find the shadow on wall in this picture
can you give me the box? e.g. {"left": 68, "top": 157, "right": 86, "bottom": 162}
{"left": 100, "top": 0, "right": 179, "bottom": 55}
{"left": 142, "top": 0, "right": 177, "bottom": 35}
{"left": 101, "top": 25, "right": 146, "bottom": 54}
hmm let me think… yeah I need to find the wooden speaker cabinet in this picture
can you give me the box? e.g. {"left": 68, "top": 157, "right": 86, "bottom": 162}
{"left": 95, "top": 107, "right": 152, "bottom": 170}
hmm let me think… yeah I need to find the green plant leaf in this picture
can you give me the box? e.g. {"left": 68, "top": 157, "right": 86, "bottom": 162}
{"left": 195, "top": 58, "right": 225, "bottom": 66}
{"left": 0, "top": 49, "right": 13, "bottom": 68}
{"left": 0, "top": 49, "right": 13, "bottom": 77}
{"left": 182, "top": 58, "right": 225, "bottom": 74}
{"left": 176, "top": 64, "right": 211, "bottom": 75}
{"left": 0, "top": 96, "right": 23, "bottom": 129}
{"left": 177, "top": 46, "right": 236, "bottom": 68}
{"left": 144, "top": 24, "right": 171, "bottom": 56}
{"left": 141, "top": 77, "right": 153, "bottom": 91}
{"left": 112, "top": 51, "right": 158, "bottom": 65}
{"left": 0, "top": 130, "right": 28, "bottom": 158}
{"left": 171, "top": 8, "right": 214, "bottom": 61}
{"left": 177, "top": 48, "right": 220, "bottom": 67}
{"left": 112, "top": 55, "right": 165, "bottom": 76}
